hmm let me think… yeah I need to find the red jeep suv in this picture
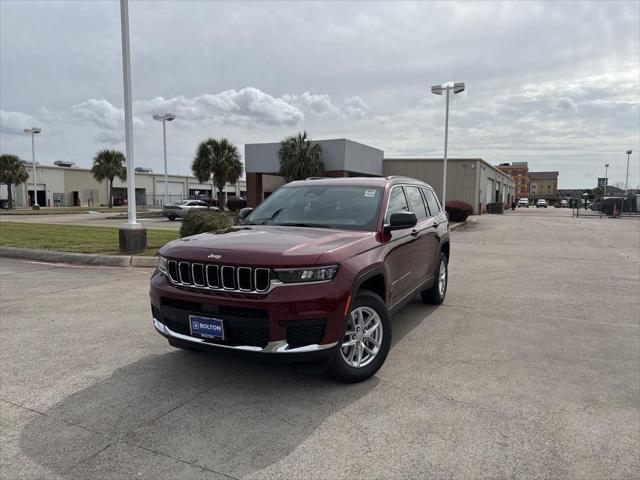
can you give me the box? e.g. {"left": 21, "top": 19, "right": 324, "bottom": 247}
{"left": 150, "top": 176, "right": 450, "bottom": 382}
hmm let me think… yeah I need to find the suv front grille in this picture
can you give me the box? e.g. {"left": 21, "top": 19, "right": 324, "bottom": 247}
{"left": 166, "top": 260, "right": 270, "bottom": 293}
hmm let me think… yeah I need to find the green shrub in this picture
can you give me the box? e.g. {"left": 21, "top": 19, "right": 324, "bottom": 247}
{"left": 180, "top": 210, "right": 233, "bottom": 237}
{"left": 445, "top": 200, "right": 473, "bottom": 222}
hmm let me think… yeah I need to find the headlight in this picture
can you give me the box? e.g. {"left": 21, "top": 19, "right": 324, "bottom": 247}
{"left": 273, "top": 265, "right": 338, "bottom": 283}
{"left": 158, "top": 255, "right": 168, "bottom": 273}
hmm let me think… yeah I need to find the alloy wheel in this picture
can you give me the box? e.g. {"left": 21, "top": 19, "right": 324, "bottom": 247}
{"left": 438, "top": 259, "right": 447, "bottom": 297}
{"left": 340, "top": 306, "right": 383, "bottom": 368}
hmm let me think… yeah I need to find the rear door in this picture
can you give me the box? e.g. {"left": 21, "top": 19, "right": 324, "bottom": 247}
{"left": 421, "top": 187, "right": 446, "bottom": 281}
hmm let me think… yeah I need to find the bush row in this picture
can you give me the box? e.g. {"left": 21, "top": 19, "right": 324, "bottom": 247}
{"left": 180, "top": 210, "right": 234, "bottom": 237}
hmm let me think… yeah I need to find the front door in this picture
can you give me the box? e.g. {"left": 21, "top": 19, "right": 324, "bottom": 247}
{"left": 383, "top": 186, "right": 424, "bottom": 307}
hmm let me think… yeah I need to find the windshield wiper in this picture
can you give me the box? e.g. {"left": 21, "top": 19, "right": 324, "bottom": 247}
{"left": 250, "top": 208, "right": 283, "bottom": 225}
{"left": 275, "top": 222, "right": 333, "bottom": 228}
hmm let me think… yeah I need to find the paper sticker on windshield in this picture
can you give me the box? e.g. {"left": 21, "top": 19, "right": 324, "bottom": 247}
{"left": 364, "top": 189, "right": 377, "bottom": 198}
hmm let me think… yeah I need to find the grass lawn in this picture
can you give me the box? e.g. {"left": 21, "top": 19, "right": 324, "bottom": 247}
{"left": 0, "top": 222, "right": 178, "bottom": 256}
{"left": 0, "top": 207, "right": 148, "bottom": 216}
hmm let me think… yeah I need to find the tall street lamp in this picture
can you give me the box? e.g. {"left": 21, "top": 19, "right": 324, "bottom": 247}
{"left": 152, "top": 113, "right": 176, "bottom": 206}
{"left": 118, "top": 0, "right": 146, "bottom": 253}
{"left": 604, "top": 163, "right": 609, "bottom": 197}
{"left": 24, "top": 127, "right": 42, "bottom": 209}
{"left": 622, "top": 150, "right": 632, "bottom": 216}
{"left": 431, "top": 82, "right": 465, "bottom": 206}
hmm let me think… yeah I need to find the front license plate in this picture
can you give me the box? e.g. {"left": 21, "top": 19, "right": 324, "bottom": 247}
{"left": 189, "top": 315, "right": 225, "bottom": 340}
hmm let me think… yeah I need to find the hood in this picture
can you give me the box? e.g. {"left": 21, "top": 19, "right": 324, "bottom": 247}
{"left": 160, "top": 225, "right": 375, "bottom": 266}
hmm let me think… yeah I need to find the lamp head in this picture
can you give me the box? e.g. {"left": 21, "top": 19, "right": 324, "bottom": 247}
{"left": 24, "top": 127, "right": 41, "bottom": 135}
{"left": 153, "top": 113, "right": 176, "bottom": 122}
{"left": 605, "top": 163, "right": 610, "bottom": 168}
{"left": 453, "top": 82, "right": 466, "bottom": 94}
{"left": 626, "top": 150, "right": 632, "bottom": 155}
{"left": 430, "top": 85, "right": 443, "bottom": 95}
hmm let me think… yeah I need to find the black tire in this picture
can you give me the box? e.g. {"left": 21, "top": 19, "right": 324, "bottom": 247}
{"left": 421, "top": 252, "right": 448, "bottom": 305}
{"left": 327, "top": 289, "right": 392, "bottom": 383}
{"left": 168, "top": 215, "right": 176, "bottom": 221}
{"left": 168, "top": 337, "right": 200, "bottom": 352}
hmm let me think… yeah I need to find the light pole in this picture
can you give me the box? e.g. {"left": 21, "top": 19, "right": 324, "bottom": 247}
{"left": 604, "top": 163, "right": 609, "bottom": 197}
{"left": 431, "top": 82, "right": 465, "bottom": 206}
{"left": 623, "top": 150, "right": 632, "bottom": 215}
{"left": 24, "top": 127, "right": 42, "bottom": 209}
{"left": 152, "top": 113, "right": 176, "bottom": 206}
{"left": 118, "top": 0, "right": 146, "bottom": 253}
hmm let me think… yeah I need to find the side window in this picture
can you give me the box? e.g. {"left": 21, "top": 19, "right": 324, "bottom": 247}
{"left": 385, "top": 186, "right": 409, "bottom": 222}
{"left": 404, "top": 186, "right": 428, "bottom": 220}
{"left": 422, "top": 188, "right": 441, "bottom": 217}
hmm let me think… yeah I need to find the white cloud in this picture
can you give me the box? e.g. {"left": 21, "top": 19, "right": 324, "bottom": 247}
{"left": 0, "top": 110, "right": 40, "bottom": 135}
{"left": 556, "top": 97, "right": 578, "bottom": 112}
{"left": 135, "top": 88, "right": 304, "bottom": 127}
{"left": 342, "top": 96, "right": 370, "bottom": 119}
{"left": 72, "top": 99, "right": 144, "bottom": 132}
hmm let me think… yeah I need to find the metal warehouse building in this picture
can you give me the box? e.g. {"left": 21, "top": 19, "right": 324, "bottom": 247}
{"left": 245, "top": 139, "right": 514, "bottom": 215}
{"left": 11, "top": 164, "right": 246, "bottom": 208}
{"left": 384, "top": 158, "right": 515, "bottom": 214}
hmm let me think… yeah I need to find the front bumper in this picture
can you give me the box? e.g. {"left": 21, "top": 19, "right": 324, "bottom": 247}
{"left": 150, "top": 270, "right": 351, "bottom": 356}
{"left": 153, "top": 318, "right": 338, "bottom": 354}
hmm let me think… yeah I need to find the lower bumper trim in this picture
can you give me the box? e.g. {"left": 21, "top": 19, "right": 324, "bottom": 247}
{"left": 153, "top": 318, "right": 338, "bottom": 353}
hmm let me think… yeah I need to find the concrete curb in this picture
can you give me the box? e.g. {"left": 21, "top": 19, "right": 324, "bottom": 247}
{"left": 449, "top": 220, "right": 468, "bottom": 232}
{"left": 0, "top": 246, "right": 157, "bottom": 268}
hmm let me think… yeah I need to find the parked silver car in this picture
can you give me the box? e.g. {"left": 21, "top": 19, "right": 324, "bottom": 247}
{"left": 162, "top": 200, "right": 219, "bottom": 221}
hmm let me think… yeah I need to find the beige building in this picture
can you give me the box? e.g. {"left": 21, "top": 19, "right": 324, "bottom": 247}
{"left": 529, "top": 171, "right": 559, "bottom": 201}
{"left": 12, "top": 163, "right": 246, "bottom": 208}
{"left": 244, "top": 140, "right": 515, "bottom": 215}
{"left": 383, "top": 158, "right": 515, "bottom": 214}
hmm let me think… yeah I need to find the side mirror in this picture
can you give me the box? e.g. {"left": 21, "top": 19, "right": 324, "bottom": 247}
{"left": 385, "top": 211, "right": 417, "bottom": 232}
{"left": 238, "top": 207, "right": 253, "bottom": 221}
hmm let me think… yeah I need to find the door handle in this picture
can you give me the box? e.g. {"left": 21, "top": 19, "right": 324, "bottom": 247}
{"left": 432, "top": 222, "right": 439, "bottom": 228}
{"left": 410, "top": 229, "right": 419, "bottom": 237}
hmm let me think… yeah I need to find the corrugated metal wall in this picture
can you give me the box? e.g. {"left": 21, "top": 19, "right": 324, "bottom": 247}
{"left": 383, "top": 159, "right": 480, "bottom": 210}
{"left": 383, "top": 158, "right": 515, "bottom": 214}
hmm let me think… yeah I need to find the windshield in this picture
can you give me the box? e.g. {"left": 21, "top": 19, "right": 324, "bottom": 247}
{"left": 245, "top": 185, "right": 384, "bottom": 231}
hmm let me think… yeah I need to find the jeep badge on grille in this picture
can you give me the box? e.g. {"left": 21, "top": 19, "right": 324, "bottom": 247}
{"left": 207, "top": 254, "right": 222, "bottom": 260}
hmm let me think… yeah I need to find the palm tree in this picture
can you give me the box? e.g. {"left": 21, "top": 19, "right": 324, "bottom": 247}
{"left": 91, "top": 149, "right": 126, "bottom": 208}
{"left": 192, "top": 138, "right": 243, "bottom": 209}
{"left": 0, "top": 154, "right": 29, "bottom": 209}
{"left": 278, "top": 131, "right": 323, "bottom": 182}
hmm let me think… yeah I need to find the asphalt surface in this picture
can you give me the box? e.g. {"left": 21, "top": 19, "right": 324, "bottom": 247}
{"left": 0, "top": 211, "right": 181, "bottom": 230}
{"left": 1, "top": 209, "right": 638, "bottom": 479}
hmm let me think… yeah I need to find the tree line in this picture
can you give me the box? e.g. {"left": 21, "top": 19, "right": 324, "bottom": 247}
{"left": 0, "top": 131, "right": 324, "bottom": 209}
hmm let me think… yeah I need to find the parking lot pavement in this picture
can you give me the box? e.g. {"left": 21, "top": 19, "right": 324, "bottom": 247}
{"left": 1, "top": 210, "right": 638, "bottom": 479}
{"left": 0, "top": 212, "right": 181, "bottom": 230}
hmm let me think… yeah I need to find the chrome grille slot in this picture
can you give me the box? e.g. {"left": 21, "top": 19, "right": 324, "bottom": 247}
{"left": 192, "top": 263, "right": 205, "bottom": 286}
{"left": 178, "top": 262, "right": 192, "bottom": 284}
{"left": 167, "top": 260, "right": 179, "bottom": 283}
{"left": 221, "top": 266, "right": 236, "bottom": 290}
{"left": 165, "top": 261, "right": 271, "bottom": 294}
{"left": 237, "top": 267, "right": 252, "bottom": 291}
{"left": 255, "top": 268, "right": 270, "bottom": 292}
{"left": 206, "top": 265, "right": 219, "bottom": 288}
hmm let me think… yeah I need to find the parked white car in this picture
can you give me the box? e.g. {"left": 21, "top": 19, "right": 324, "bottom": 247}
{"left": 536, "top": 199, "right": 548, "bottom": 208}
{"left": 162, "top": 200, "right": 219, "bottom": 221}
{"left": 517, "top": 198, "right": 529, "bottom": 208}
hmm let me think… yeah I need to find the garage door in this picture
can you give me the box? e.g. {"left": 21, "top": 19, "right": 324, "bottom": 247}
{"left": 156, "top": 181, "right": 184, "bottom": 196}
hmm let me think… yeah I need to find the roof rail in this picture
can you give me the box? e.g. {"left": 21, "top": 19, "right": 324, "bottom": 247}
{"left": 386, "top": 175, "right": 414, "bottom": 180}
{"left": 305, "top": 176, "right": 330, "bottom": 180}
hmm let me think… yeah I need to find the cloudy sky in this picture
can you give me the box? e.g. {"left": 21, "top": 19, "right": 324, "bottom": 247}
{"left": 1, "top": 0, "right": 638, "bottom": 188}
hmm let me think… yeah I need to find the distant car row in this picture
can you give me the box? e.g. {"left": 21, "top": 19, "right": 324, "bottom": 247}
{"left": 517, "top": 198, "right": 569, "bottom": 208}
